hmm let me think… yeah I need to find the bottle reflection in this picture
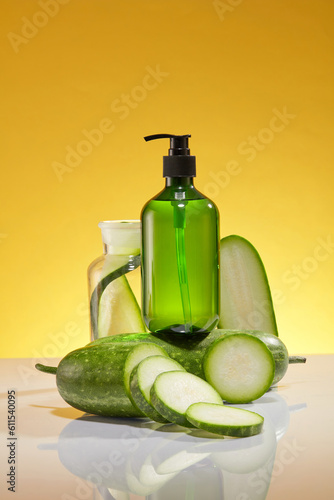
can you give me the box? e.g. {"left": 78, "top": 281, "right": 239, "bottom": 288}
{"left": 41, "top": 391, "right": 305, "bottom": 499}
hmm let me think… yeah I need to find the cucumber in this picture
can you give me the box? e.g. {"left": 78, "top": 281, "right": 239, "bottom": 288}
{"left": 129, "top": 355, "right": 185, "bottom": 423}
{"left": 35, "top": 331, "right": 221, "bottom": 417}
{"left": 219, "top": 235, "right": 278, "bottom": 336}
{"left": 35, "top": 330, "right": 223, "bottom": 417}
{"left": 243, "top": 330, "right": 288, "bottom": 385}
{"left": 97, "top": 275, "right": 145, "bottom": 338}
{"left": 50, "top": 343, "right": 144, "bottom": 417}
{"left": 241, "top": 330, "right": 306, "bottom": 385}
{"left": 35, "top": 328, "right": 301, "bottom": 417}
{"left": 123, "top": 343, "right": 169, "bottom": 398}
{"left": 186, "top": 402, "right": 264, "bottom": 437}
{"left": 150, "top": 371, "right": 223, "bottom": 427}
{"left": 203, "top": 332, "right": 275, "bottom": 403}
{"left": 90, "top": 254, "right": 145, "bottom": 339}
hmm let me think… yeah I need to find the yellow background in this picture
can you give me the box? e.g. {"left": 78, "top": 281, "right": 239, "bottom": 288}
{"left": 1, "top": 0, "right": 333, "bottom": 358}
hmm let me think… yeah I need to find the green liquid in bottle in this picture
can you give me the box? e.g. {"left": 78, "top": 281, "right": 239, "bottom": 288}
{"left": 141, "top": 177, "right": 219, "bottom": 334}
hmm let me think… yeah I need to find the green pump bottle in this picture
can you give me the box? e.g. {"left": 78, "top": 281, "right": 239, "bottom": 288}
{"left": 141, "top": 134, "right": 220, "bottom": 335}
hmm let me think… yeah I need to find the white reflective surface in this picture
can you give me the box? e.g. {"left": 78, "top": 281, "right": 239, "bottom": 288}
{"left": 0, "top": 356, "right": 333, "bottom": 499}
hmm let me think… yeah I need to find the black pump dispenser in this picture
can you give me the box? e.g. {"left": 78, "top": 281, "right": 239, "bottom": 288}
{"left": 144, "top": 134, "right": 196, "bottom": 178}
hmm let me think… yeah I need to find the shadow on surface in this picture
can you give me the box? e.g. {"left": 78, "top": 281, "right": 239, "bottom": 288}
{"left": 29, "top": 404, "right": 84, "bottom": 419}
{"left": 0, "top": 387, "right": 58, "bottom": 400}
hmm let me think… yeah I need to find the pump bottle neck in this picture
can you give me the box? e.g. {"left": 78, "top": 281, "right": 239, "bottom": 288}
{"left": 165, "top": 177, "right": 194, "bottom": 188}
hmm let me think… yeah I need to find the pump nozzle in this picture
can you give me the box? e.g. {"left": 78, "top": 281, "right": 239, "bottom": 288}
{"left": 144, "top": 134, "right": 191, "bottom": 155}
{"left": 144, "top": 134, "right": 196, "bottom": 178}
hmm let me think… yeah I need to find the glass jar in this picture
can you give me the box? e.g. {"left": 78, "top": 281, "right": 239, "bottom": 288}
{"left": 88, "top": 220, "right": 145, "bottom": 341}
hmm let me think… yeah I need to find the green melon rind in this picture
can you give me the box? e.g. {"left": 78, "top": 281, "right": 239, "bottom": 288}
{"left": 186, "top": 402, "right": 264, "bottom": 437}
{"left": 203, "top": 332, "right": 275, "bottom": 403}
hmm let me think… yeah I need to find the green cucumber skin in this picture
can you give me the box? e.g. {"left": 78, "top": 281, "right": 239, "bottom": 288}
{"left": 150, "top": 385, "right": 194, "bottom": 428}
{"left": 150, "top": 371, "right": 223, "bottom": 429}
{"left": 243, "top": 330, "right": 289, "bottom": 385}
{"left": 123, "top": 343, "right": 169, "bottom": 399}
{"left": 186, "top": 417, "right": 263, "bottom": 438}
{"left": 56, "top": 344, "right": 143, "bottom": 417}
{"left": 129, "top": 367, "right": 169, "bottom": 423}
{"left": 186, "top": 405, "right": 264, "bottom": 438}
{"left": 219, "top": 235, "right": 279, "bottom": 336}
